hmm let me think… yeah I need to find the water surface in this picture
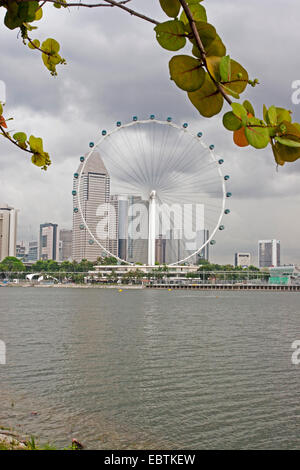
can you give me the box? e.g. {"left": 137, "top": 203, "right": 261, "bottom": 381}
{"left": 0, "top": 287, "right": 299, "bottom": 449}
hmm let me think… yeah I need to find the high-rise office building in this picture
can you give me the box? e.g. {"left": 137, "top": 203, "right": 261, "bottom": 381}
{"left": 258, "top": 239, "right": 280, "bottom": 268}
{"left": 155, "top": 235, "right": 167, "bottom": 264}
{"left": 196, "top": 229, "right": 209, "bottom": 263}
{"left": 0, "top": 204, "right": 18, "bottom": 261}
{"left": 72, "top": 151, "right": 118, "bottom": 262}
{"left": 59, "top": 229, "right": 72, "bottom": 261}
{"left": 127, "top": 196, "right": 148, "bottom": 264}
{"left": 235, "top": 252, "right": 251, "bottom": 268}
{"left": 39, "top": 223, "right": 59, "bottom": 261}
{"left": 28, "top": 241, "right": 38, "bottom": 263}
{"left": 16, "top": 242, "right": 26, "bottom": 261}
{"left": 118, "top": 195, "right": 129, "bottom": 261}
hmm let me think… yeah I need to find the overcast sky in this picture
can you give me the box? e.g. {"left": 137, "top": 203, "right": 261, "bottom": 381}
{"left": 0, "top": 0, "right": 300, "bottom": 265}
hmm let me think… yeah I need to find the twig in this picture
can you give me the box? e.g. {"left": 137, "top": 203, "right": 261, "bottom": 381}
{"left": 0, "top": 125, "right": 32, "bottom": 154}
{"left": 27, "top": 37, "right": 53, "bottom": 57}
{"left": 25, "top": 0, "right": 160, "bottom": 25}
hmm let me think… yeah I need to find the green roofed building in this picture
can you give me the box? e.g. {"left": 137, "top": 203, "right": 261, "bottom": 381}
{"left": 269, "top": 266, "right": 296, "bottom": 286}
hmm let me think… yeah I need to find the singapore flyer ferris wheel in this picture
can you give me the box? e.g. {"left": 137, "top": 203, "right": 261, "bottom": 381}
{"left": 73, "top": 115, "right": 232, "bottom": 266}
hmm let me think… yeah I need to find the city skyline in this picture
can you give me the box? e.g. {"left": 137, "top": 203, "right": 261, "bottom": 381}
{"left": 4, "top": 203, "right": 291, "bottom": 268}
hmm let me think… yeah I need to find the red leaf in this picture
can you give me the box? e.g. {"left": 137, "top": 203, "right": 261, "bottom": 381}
{"left": 0, "top": 115, "right": 7, "bottom": 128}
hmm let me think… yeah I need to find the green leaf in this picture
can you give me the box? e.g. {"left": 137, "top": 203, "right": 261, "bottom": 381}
{"left": 18, "top": 1, "right": 39, "bottom": 22}
{"left": 231, "top": 102, "right": 248, "bottom": 126}
{"left": 276, "top": 107, "right": 292, "bottom": 124}
{"left": 275, "top": 137, "right": 300, "bottom": 148}
{"left": 277, "top": 121, "right": 300, "bottom": 141}
{"left": 4, "top": 2, "right": 22, "bottom": 30}
{"left": 154, "top": 20, "right": 186, "bottom": 51}
{"left": 13, "top": 132, "right": 27, "bottom": 143}
{"left": 169, "top": 55, "right": 205, "bottom": 91}
{"left": 188, "top": 73, "right": 224, "bottom": 117}
{"left": 206, "top": 55, "right": 221, "bottom": 81}
{"left": 245, "top": 118, "right": 270, "bottom": 149}
{"left": 272, "top": 141, "right": 300, "bottom": 163}
{"left": 42, "top": 38, "right": 60, "bottom": 54}
{"left": 224, "top": 59, "right": 248, "bottom": 94}
{"left": 221, "top": 85, "right": 239, "bottom": 100}
{"left": 223, "top": 112, "right": 243, "bottom": 131}
{"left": 180, "top": 3, "right": 207, "bottom": 24}
{"left": 243, "top": 100, "right": 255, "bottom": 117}
{"left": 159, "top": 0, "right": 181, "bottom": 18}
{"left": 263, "top": 104, "right": 268, "bottom": 122}
{"left": 31, "top": 154, "right": 46, "bottom": 167}
{"left": 293, "top": 122, "right": 300, "bottom": 133}
{"left": 220, "top": 55, "right": 231, "bottom": 82}
{"left": 29, "top": 135, "right": 43, "bottom": 154}
{"left": 185, "top": 21, "right": 216, "bottom": 49}
{"left": 0, "top": 104, "right": 3, "bottom": 115}
{"left": 205, "top": 35, "right": 226, "bottom": 57}
{"left": 266, "top": 106, "right": 277, "bottom": 126}
{"left": 34, "top": 8, "right": 43, "bottom": 21}
{"left": 28, "top": 39, "right": 40, "bottom": 50}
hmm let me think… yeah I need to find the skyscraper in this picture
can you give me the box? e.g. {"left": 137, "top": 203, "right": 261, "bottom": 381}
{"left": 127, "top": 196, "right": 148, "bottom": 264}
{"left": 28, "top": 241, "right": 38, "bottom": 263}
{"left": 258, "top": 240, "right": 280, "bottom": 268}
{"left": 118, "top": 195, "right": 129, "bottom": 261}
{"left": 0, "top": 204, "right": 18, "bottom": 261}
{"left": 59, "top": 229, "right": 72, "bottom": 261}
{"left": 39, "top": 223, "right": 59, "bottom": 260}
{"left": 196, "top": 229, "right": 209, "bottom": 262}
{"left": 72, "top": 151, "right": 118, "bottom": 262}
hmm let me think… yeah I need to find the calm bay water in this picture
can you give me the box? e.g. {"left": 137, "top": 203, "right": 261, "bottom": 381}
{"left": 0, "top": 287, "right": 300, "bottom": 449}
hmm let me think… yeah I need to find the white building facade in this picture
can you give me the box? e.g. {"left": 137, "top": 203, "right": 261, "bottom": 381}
{"left": 0, "top": 204, "right": 18, "bottom": 261}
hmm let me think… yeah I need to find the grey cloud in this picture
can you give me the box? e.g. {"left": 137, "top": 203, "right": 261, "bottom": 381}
{"left": 0, "top": 0, "right": 300, "bottom": 264}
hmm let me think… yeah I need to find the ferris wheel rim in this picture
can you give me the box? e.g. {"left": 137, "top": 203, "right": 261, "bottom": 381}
{"left": 76, "top": 118, "right": 229, "bottom": 266}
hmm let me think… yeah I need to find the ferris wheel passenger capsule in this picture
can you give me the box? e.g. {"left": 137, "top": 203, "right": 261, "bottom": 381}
{"left": 133, "top": 116, "right": 138, "bottom": 121}
{"left": 102, "top": 130, "right": 107, "bottom": 136}
{"left": 197, "top": 132, "right": 203, "bottom": 138}
{"left": 218, "top": 159, "right": 224, "bottom": 165}
{"left": 74, "top": 173, "right": 79, "bottom": 179}
{"left": 74, "top": 208, "right": 78, "bottom": 213}
{"left": 219, "top": 225, "right": 225, "bottom": 231}
{"left": 150, "top": 115, "right": 155, "bottom": 120}
{"left": 183, "top": 123, "right": 188, "bottom": 128}
{"left": 226, "top": 192, "right": 232, "bottom": 198}
{"left": 80, "top": 156, "right": 85, "bottom": 162}
{"left": 209, "top": 144, "right": 215, "bottom": 150}
{"left": 224, "top": 209, "right": 231, "bottom": 215}
{"left": 72, "top": 190, "right": 77, "bottom": 196}
{"left": 89, "top": 142, "right": 94, "bottom": 148}
{"left": 224, "top": 175, "right": 230, "bottom": 181}
{"left": 116, "top": 121, "right": 121, "bottom": 127}
{"left": 210, "top": 240, "right": 216, "bottom": 245}
{"left": 167, "top": 117, "right": 172, "bottom": 122}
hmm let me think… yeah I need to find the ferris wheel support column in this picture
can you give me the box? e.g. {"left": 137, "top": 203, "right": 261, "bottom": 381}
{"left": 148, "top": 190, "right": 156, "bottom": 266}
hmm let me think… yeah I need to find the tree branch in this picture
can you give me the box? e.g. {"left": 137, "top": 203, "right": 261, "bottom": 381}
{"left": 0, "top": 125, "right": 32, "bottom": 154}
{"left": 35, "top": 0, "right": 160, "bottom": 25}
{"left": 178, "top": 0, "right": 232, "bottom": 106}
